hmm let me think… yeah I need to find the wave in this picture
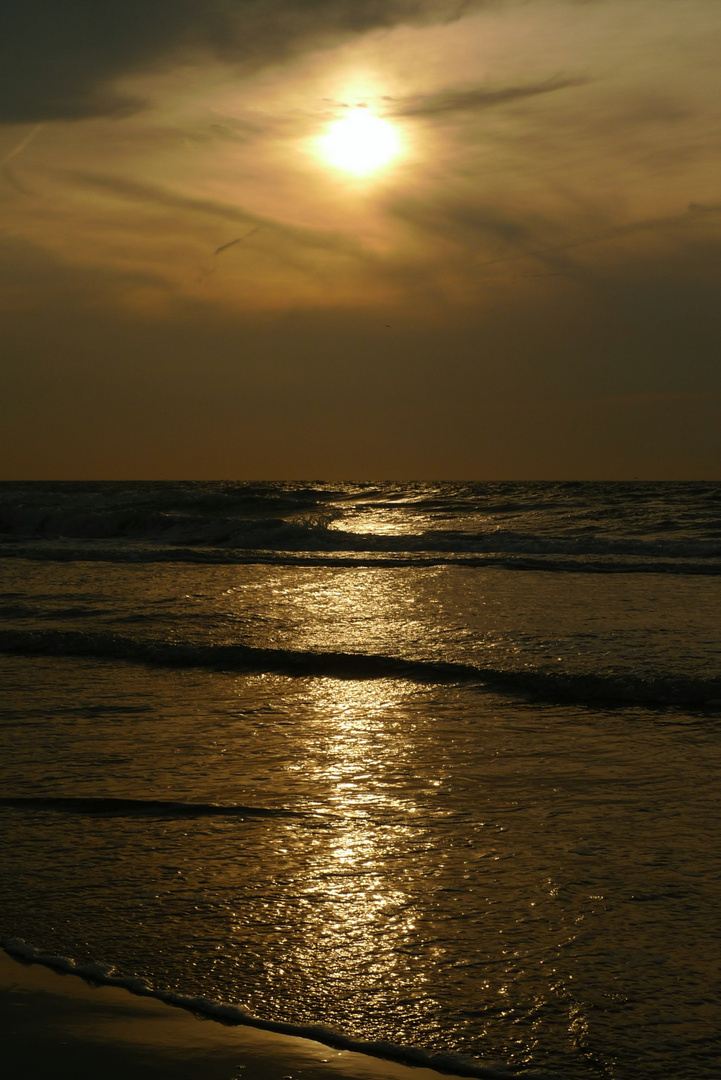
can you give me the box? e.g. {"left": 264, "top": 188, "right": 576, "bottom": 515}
{"left": 2, "top": 505, "right": 721, "bottom": 560}
{"left": 0, "top": 939, "right": 550, "bottom": 1079}
{"left": 3, "top": 480, "right": 721, "bottom": 573}
{"left": 0, "top": 506, "right": 332, "bottom": 547}
{"left": 2, "top": 628, "right": 720, "bottom": 708}
{"left": 4, "top": 521, "right": 721, "bottom": 559}
{"left": 1, "top": 543, "right": 720, "bottom": 575}
{"left": 0, "top": 481, "right": 353, "bottom": 520}
{"left": 0, "top": 796, "right": 309, "bottom": 820}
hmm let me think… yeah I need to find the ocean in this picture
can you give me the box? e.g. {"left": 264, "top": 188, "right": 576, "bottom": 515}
{"left": 1, "top": 481, "right": 720, "bottom": 1079}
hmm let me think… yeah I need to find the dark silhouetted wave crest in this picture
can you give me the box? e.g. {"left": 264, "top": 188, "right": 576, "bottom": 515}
{"left": 2, "top": 628, "right": 720, "bottom": 708}
{"left": 0, "top": 796, "right": 307, "bottom": 819}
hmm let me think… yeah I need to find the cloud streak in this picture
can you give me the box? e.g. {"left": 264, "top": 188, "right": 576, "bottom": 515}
{"left": 0, "top": 123, "right": 44, "bottom": 165}
{"left": 473, "top": 201, "right": 721, "bottom": 270}
{"left": 385, "top": 187, "right": 721, "bottom": 292}
{"left": 386, "top": 76, "right": 588, "bottom": 118}
{"left": 65, "top": 171, "right": 378, "bottom": 266}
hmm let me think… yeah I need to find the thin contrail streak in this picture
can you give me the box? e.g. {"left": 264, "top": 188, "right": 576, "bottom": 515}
{"left": 1, "top": 124, "right": 44, "bottom": 166}
{"left": 214, "top": 226, "right": 261, "bottom": 255}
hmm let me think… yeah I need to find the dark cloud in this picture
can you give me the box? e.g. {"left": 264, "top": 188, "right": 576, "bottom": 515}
{"left": 0, "top": 0, "right": 487, "bottom": 123}
{"left": 386, "top": 76, "right": 587, "bottom": 118}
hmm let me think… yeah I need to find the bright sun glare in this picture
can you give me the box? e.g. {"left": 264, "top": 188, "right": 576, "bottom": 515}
{"left": 318, "top": 111, "right": 401, "bottom": 176}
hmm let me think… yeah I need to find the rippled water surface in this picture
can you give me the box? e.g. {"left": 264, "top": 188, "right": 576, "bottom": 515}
{"left": 1, "top": 482, "right": 720, "bottom": 1079}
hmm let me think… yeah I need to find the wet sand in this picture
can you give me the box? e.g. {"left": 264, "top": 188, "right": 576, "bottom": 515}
{"left": 0, "top": 951, "right": 473, "bottom": 1080}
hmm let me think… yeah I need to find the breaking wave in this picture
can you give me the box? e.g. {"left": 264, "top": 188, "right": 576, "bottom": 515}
{"left": 3, "top": 481, "right": 721, "bottom": 574}
{"left": 1, "top": 543, "right": 720, "bottom": 574}
{"left": 2, "top": 628, "right": 720, "bottom": 708}
{"left": 2, "top": 507, "right": 721, "bottom": 559}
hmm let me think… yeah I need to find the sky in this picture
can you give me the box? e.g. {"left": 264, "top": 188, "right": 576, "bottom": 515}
{"left": 2, "top": 0, "right": 721, "bottom": 479}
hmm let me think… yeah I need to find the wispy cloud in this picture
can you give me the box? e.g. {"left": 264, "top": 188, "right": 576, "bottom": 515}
{"left": 66, "top": 171, "right": 376, "bottom": 262}
{"left": 389, "top": 183, "right": 721, "bottom": 268}
{"left": 473, "top": 201, "right": 721, "bottom": 270}
{"left": 386, "top": 76, "right": 587, "bottom": 118}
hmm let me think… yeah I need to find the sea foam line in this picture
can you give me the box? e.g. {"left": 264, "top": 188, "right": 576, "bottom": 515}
{"left": 0, "top": 939, "right": 552, "bottom": 1079}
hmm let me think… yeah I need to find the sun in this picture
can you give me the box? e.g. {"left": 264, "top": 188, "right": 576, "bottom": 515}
{"left": 318, "top": 111, "right": 401, "bottom": 176}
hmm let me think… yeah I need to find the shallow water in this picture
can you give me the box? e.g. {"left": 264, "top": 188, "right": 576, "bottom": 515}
{"left": 1, "top": 482, "right": 720, "bottom": 1079}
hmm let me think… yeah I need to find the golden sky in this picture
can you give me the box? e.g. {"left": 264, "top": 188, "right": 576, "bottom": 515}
{"left": 2, "top": 0, "right": 721, "bottom": 478}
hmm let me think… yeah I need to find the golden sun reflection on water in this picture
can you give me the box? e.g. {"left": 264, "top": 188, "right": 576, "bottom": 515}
{"left": 282, "top": 677, "right": 436, "bottom": 1008}
{"left": 218, "top": 570, "right": 450, "bottom": 1030}
{"left": 306, "top": 678, "right": 417, "bottom": 814}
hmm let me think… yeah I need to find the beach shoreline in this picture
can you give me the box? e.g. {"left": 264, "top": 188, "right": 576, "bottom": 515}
{"left": 0, "top": 949, "right": 482, "bottom": 1080}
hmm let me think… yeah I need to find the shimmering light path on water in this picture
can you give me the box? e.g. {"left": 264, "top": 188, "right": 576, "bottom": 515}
{"left": 1, "top": 483, "right": 720, "bottom": 1079}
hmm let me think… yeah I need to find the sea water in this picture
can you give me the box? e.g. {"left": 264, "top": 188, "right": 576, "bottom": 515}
{"left": 0, "top": 482, "right": 720, "bottom": 1079}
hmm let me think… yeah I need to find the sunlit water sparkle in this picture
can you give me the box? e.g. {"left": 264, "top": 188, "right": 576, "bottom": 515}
{"left": 1, "top": 481, "right": 720, "bottom": 1079}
